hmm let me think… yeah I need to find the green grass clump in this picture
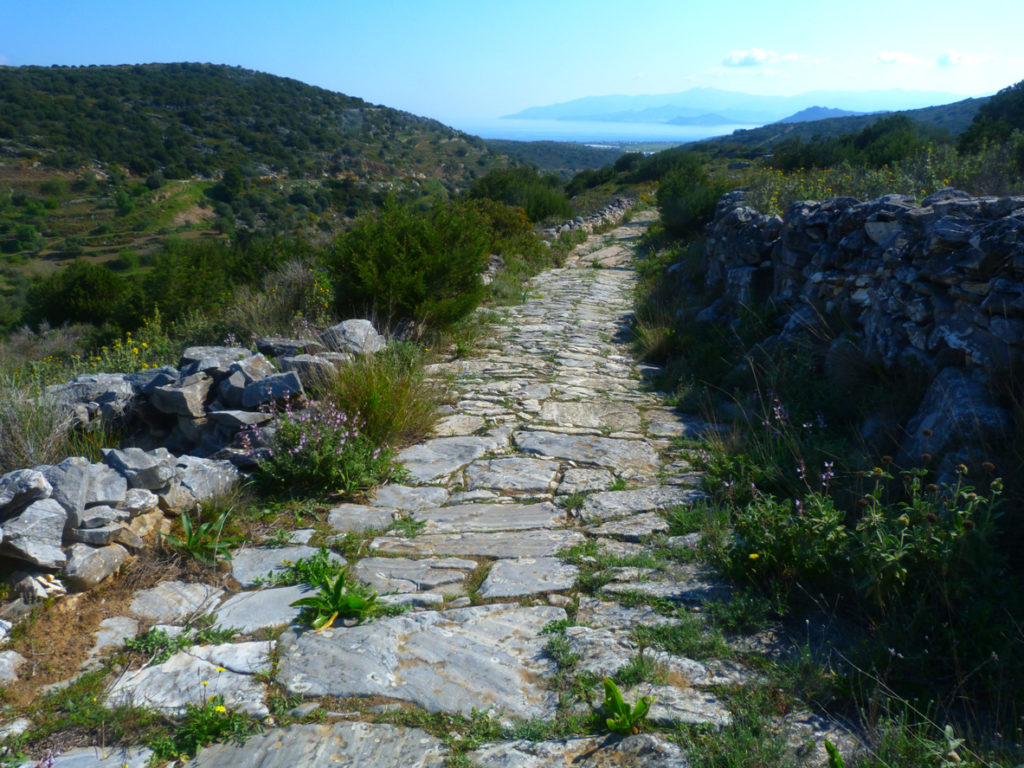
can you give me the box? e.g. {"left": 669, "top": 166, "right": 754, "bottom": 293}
{"left": 311, "top": 341, "right": 443, "bottom": 449}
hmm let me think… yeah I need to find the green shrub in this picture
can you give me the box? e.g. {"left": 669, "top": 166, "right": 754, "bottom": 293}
{"left": 469, "top": 166, "right": 571, "bottom": 222}
{"left": 328, "top": 199, "right": 490, "bottom": 332}
{"left": 656, "top": 156, "right": 726, "bottom": 236}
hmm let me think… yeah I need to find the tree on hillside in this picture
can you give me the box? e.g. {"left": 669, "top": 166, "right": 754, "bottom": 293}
{"left": 959, "top": 79, "right": 1024, "bottom": 152}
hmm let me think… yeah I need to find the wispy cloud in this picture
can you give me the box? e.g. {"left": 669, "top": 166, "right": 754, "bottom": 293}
{"left": 937, "top": 50, "right": 996, "bottom": 67}
{"left": 722, "top": 48, "right": 799, "bottom": 68}
{"left": 873, "top": 50, "right": 920, "bottom": 66}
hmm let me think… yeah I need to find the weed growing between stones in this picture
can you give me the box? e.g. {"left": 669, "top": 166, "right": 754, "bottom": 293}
{"left": 148, "top": 694, "right": 259, "bottom": 762}
{"left": 602, "top": 677, "right": 654, "bottom": 735}
{"left": 290, "top": 567, "right": 379, "bottom": 630}
{"left": 161, "top": 509, "right": 241, "bottom": 565}
{"left": 122, "top": 623, "right": 237, "bottom": 666}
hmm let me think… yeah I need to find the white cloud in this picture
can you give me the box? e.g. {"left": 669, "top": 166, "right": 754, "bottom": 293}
{"left": 938, "top": 50, "right": 996, "bottom": 67}
{"left": 722, "top": 48, "right": 799, "bottom": 68}
{"left": 873, "top": 50, "right": 920, "bottom": 66}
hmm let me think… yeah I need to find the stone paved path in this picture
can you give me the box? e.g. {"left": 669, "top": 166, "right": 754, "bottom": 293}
{"left": 36, "top": 212, "right": 856, "bottom": 767}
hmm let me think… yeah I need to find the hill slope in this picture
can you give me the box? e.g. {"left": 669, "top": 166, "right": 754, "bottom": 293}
{"left": 0, "top": 62, "right": 499, "bottom": 185}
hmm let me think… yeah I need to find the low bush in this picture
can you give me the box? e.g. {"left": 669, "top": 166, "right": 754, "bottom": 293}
{"left": 656, "top": 155, "right": 728, "bottom": 235}
{"left": 244, "top": 400, "right": 401, "bottom": 498}
{"left": 469, "top": 166, "right": 572, "bottom": 222}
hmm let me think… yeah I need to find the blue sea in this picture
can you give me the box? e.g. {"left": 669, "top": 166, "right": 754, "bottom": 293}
{"left": 443, "top": 117, "right": 758, "bottom": 144}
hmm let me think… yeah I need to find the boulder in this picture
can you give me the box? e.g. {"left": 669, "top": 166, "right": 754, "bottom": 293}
{"left": 241, "top": 371, "right": 303, "bottom": 409}
{"left": 63, "top": 543, "right": 129, "bottom": 591}
{"left": 103, "top": 447, "right": 177, "bottom": 490}
{"left": 319, "top": 319, "right": 386, "bottom": 355}
{"left": 256, "top": 336, "right": 327, "bottom": 357}
{"left": 179, "top": 346, "right": 251, "bottom": 378}
{"left": 150, "top": 373, "right": 213, "bottom": 418}
{"left": 0, "top": 469, "right": 52, "bottom": 519}
{"left": 1, "top": 498, "right": 67, "bottom": 568}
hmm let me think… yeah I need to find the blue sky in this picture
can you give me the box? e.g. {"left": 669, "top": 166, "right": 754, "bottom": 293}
{"left": 1, "top": 0, "right": 1021, "bottom": 122}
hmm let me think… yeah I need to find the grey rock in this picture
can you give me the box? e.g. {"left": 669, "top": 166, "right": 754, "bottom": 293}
{"left": 478, "top": 557, "right": 578, "bottom": 598}
{"left": 207, "top": 409, "right": 273, "bottom": 428}
{"left": 0, "top": 469, "right": 52, "bottom": 519}
{"left": 280, "top": 354, "right": 343, "bottom": 388}
{"left": 465, "top": 456, "right": 560, "bottom": 493}
{"left": 556, "top": 467, "right": 614, "bottom": 495}
{"left": 327, "top": 503, "right": 394, "bottom": 533}
{"left": 83, "top": 462, "right": 127, "bottom": 507}
{"left": 179, "top": 346, "right": 251, "bottom": 377}
{"left": 370, "top": 484, "right": 449, "bottom": 510}
{"left": 212, "top": 585, "right": 314, "bottom": 633}
{"left": 241, "top": 371, "right": 303, "bottom": 408}
{"left": 433, "top": 413, "right": 486, "bottom": 436}
{"left": 44, "top": 372, "right": 134, "bottom": 417}
{"left": 69, "top": 524, "right": 124, "bottom": 546}
{"left": 129, "top": 580, "right": 224, "bottom": 623}
{"left": 184, "top": 722, "right": 446, "bottom": 768}
{"left": 378, "top": 592, "right": 445, "bottom": 608}
{"left": 150, "top": 372, "right": 213, "bottom": 418}
{"left": 15, "top": 746, "right": 153, "bottom": 768}
{"left": 354, "top": 556, "right": 476, "bottom": 594}
{"left": 0, "top": 650, "right": 25, "bottom": 682}
{"left": 230, "top": 545, "right": 345, "bottom": 588}
{"left": 627, "top": 682, "right": 732, "bottom": 728}
{"left": 126, "top": 365, "right": 179, "bottom": 393}
{"left": 63, "top": 543, "right": 128, "bottom": 591}
{"left": 467, "top": 733, "right": 689, "bottom": 767}
{"left": 256, "top": 336, "right": 328, "bottom": 357}
{"left": 175, "top": 455, "right": 240, "bottom": 504}
{"left": 539, "top": 400, "right": 641, "bottom": 431}
{"left": 85, "top": 616, "right": 139, "bottom": 665}
{"left": 515, "top": 431, "right": 661, "bottom": 478}
{"left": 105, "top": 641, "right": 271, "bottom": 717}
{"left": 585, "top": 511, "right": 670, "bottom": 541}
{"left": 2, "top": 498, "right": 67, "bottom": 568}
{"left": 413, "top": 501, "right": 563, "bottom": 534}
{"left": 102, "top": 447, "right": 176, "bottom": 490}
{"left": 396, "top": 436, "right": 498, "bottom": 483}
{"left": 78, "top": 505, "right": 129, "bottom": 529}
{"left": 42, "top": 458, "right": 90, "bottom": 524}
{"left": 576, "top": 596, "right": 680, "bottom": 630}
{"left": 582, "top": 487, "right": 706, "bottom": 521}
{"left": 600, "top": 563, "right": 731, "bottom": 604}
{"left": 320, "top": 318, "right": 386, "bottom": 355}
{"left": 121, "top": 488, "right": 159, "bottom": 514}
{"left": 279, "top": 604, "right": 564, "bottom": 717}
{"left": 0, "top": 718, "right": 30, "bottom": 741}
{"left": 371, "top": 529, "right": 585, "bottom": 558}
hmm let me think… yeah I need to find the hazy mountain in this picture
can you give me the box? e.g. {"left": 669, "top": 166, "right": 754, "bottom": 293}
{"left": 506, "top": 87, "right": 969, "bottom": 126}
{"left": 774, "top": 106, "right": 866, "bottom": 124}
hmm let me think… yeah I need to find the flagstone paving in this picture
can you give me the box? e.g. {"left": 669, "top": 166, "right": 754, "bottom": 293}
{"left": 27, "top": 213, "right": 859, "bottom": 766}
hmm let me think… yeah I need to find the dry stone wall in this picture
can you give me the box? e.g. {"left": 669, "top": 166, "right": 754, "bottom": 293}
{"left": 697, "top": 187, "right": 1024, "bottom": 478}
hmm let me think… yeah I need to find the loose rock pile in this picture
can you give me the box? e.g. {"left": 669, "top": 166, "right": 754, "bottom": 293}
{"left": 542, "top": 197, "right": 632, "bottom": 238}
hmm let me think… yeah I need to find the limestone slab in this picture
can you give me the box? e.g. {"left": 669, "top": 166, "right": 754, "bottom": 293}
{"left": 279, "top": 604, "right": 564, "bottom": 717}
{"left": 128, "top": 580, "right": 224, "bottom": 624}
{"left": 185, "top": 722, "right": 446, "bottom": 768}
{"left": 627, "top": 682, "right": 732, "bottom": 728}
{"left": 582, "top": 487, "right": 706, "bottom": 521}
{"left": 413, "top": 501, "right": 562, "bottom": 534}
{"left": 105, "top": 641, "right": 271, "bottom": 716}
{"left": 396, "top": 436, "right": 498, "bottom": 483}
{"left": 370, "top": 484, "right": 449, "bottom": 510}
{"left": 353, "top": 556, "right": 476, "bottom": 594}
{"left": 478, "top": 557, "right": 578, "bottom": 598}
{"left": 585, "top": 512, "right": 669, "bottom": 541}
{"left": 213, "top": 585, "right": 313, "bottom": 633}
{"left": 599, "top": 564, "right": 731, "bottom": 604}
{"left": 575, "top": 597, "right": 679, "bottom": 630}
{"left": 370, "top": 529, "right": 585, "bottom": 558}
{"left": 327, "top": 503, "right": 394, "bottom": 533}
{"left": 14, "top": 747, "right": 153, "bottom": 768}
{"left": 465, "top": 457, "right": 560, "bottom": 493}
{"left": 539, "top": 400, "right": 641, "bottom": 431}
{"left": 467, "top": 734, "right": 688, "bottom": 767}
{"left": 514, "top": 431, "right": 660, "bottom": 478}
{"left": 556, "top": 467, "right": 614, "bottom": 495}
{"left": 230, "top": 546, "right": 345, "bottom": 588}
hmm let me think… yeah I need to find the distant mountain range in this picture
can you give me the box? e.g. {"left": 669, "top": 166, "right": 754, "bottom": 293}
{"left": 505, "top": 87, "right": 970, "bottom": 127}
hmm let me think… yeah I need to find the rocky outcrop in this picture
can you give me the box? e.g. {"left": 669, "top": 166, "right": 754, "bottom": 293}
{"left": 697, "top": 188, "right": 1024, "bottom": 477}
